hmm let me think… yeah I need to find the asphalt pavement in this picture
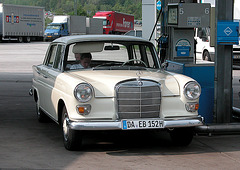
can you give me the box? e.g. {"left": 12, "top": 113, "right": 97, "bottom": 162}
{"left": 1, "top": 42, "right": 240, "bottom": 169}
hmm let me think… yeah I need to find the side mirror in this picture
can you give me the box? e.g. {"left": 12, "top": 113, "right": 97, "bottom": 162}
{"left": 161, "top": 61, "right": 168, "bottom": 70}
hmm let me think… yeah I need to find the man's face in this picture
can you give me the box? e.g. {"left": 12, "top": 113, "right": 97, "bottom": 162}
{"left": 80, "top": 58, "right": 91, "bottom": 68}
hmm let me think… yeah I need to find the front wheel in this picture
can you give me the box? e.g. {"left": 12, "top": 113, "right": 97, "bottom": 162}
{"left": 169, "top": 128, "right": 194, "bottom": 146}
{"left": 202, "top": 50, "right": 211, "bottom": 61}
{"left": 62, "top": 106, "right": 82, "bottom": 150}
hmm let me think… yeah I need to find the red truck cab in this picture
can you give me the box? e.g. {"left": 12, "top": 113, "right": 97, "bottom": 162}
{"left": 93, "top": 11, "right": 134, "bottom": 34}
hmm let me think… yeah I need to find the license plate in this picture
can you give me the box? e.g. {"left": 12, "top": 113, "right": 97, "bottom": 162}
{"left": 122, "top": 119, "right": 164, "bottom": 130}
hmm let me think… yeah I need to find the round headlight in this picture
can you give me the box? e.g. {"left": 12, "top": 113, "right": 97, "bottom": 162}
{"left": 184, "top": 81, "right": 201, "bottom": 100}
{"left": 74, "top": 83, "right": 93, "bottom": 102}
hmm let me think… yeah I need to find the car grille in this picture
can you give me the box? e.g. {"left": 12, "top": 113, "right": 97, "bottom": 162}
{"left": 116, "top": 79, "right": 161, "bottom": 119}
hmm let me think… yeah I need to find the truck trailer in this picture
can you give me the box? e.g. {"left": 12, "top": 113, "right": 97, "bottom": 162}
{"left": 0, "top": 3, "right": 45, "bottom": 42}
{"left": 93, "top": 11, "right": 134, "bottom": 34}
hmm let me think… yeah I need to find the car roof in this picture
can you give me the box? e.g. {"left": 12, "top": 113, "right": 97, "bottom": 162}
{"left": 52, "top": 34, "right": 151, "bottom": 45}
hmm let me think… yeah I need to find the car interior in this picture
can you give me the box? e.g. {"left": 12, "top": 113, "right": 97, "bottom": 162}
{"left": 64, "top": 41, "right": 159, "bottom": 71}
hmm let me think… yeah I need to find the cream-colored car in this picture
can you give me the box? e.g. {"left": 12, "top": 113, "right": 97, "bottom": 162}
{"left": 31, "top": 35, "right": 203, "bottom": 150}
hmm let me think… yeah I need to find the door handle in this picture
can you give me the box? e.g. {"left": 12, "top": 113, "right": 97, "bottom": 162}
{"left": 42, "top": 74, "right": 48, "bottom": 78}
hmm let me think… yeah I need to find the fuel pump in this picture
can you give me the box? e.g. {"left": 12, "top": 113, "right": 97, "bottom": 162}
{"left": 165, "top": 2, "right": 211, "bottom": 63}
{"left": 157, "top": 0, "right": 215, "bottom": 123}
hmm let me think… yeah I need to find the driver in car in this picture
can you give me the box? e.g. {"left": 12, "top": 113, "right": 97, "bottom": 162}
{"left": 70, "top": 53, "right": 92, "bottom": 69}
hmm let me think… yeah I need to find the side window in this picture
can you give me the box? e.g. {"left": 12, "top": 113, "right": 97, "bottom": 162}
{"left": 45, "top": 45, "right": 57, "bottom": 67}
{"left": 53, "top": 45, "right": 63, "bottom": 70}
{"left": 198, "top": 27, "right": 209, "bottom": 42}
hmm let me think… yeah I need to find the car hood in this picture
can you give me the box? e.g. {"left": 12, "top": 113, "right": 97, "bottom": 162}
{"left": 67, "top": 69, "right": 180, "bottom": 97}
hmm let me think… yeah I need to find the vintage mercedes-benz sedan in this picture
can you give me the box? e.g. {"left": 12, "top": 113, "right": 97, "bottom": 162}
{"left": 30, "top": 35, "right": 203, "bottom": 150}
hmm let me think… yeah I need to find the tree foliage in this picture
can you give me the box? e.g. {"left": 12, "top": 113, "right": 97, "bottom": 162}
{"left": 0, "top": 0, "right": 142, "bottom": 19}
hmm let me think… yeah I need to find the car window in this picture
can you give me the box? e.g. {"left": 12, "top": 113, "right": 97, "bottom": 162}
{"left": 91, "top": 43, "right": 128, "bottom": 62}
{"left": 136, "top": 31, "right": 142, "bottom": 37}
{"left": 53, "top": 45, "right": 63, "bottom": 70}
{"left": 45, "top": 44, "right": 57, "bottom": 67}
{"left": 131, "top": 45, "right": 156, "bottom": 68}
{"left": 66, "top": 42, "right": 128, "bottom": 64}
{"left": 65, "top": 41, "right": 159, "bottom": 70}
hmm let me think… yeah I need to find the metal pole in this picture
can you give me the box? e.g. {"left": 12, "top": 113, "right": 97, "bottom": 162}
{"left": 142, "top": 0, "right": 157, "bottom": 45}
{"left": 149, "top": 7, "right": 162, "bottom": 41}
{"left": 214, "top": 0, "right": 234, "bottom": 123}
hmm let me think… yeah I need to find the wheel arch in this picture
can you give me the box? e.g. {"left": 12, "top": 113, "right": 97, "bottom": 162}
{"left": 33, "top": 88, "right": 38, "bottom": 103}
{"left": 58, "top": 99, "right": 65, "bottom": 124}
{"left": 202, "top": 49, "right": 210, "bottom": 61}
{"left": 202, "top": 49, "right": 209, "bottom": 56}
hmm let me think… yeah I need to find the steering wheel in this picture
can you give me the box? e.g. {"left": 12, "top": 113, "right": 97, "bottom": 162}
{"left": 121, "top": 59, "right": 147, "bottom": 67}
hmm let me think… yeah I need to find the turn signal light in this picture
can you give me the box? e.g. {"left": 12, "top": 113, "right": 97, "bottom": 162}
{"left": 76, "top": 104, "right": 91, "bottom": 115}
{"left": 185, "top": 102, "right": 199, "bottom": 112}
{"left": 78, "top": 107, "right": 85, "bottom": 113}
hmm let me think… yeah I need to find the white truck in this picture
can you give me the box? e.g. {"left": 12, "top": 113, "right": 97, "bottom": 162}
{"left": 0, "top": 3, "right": 45, "bottom": 43}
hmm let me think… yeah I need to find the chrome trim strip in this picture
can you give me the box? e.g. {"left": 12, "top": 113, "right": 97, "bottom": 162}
{"left": 162, "top": 94, "right": 179, "bottom": 97}
{"left": 68, "top": 116, "right": 204, "bottom": 130}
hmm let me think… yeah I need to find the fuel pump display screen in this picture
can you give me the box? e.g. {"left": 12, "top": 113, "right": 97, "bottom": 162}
{"left": 167, "top": 3, "right": 210, "bottom": 28}
{"left": 168, "top": 6, "right": 178, "bottom": 25}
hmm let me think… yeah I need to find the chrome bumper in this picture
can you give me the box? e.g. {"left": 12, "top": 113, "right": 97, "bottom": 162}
{"left": 68, "top": 116, "right": 204, "bottom": 131}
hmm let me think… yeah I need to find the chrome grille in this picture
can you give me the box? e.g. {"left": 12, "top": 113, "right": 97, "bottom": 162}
{"left": 116, "top": 79, "right": 161, "bottom": 119}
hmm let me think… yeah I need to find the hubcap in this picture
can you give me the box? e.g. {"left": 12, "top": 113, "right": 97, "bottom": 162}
{"left": 27, "top": 37, "right": 30, "bottom": 42}
{"left": 19, "top": 37, "right": 23, "bottom": 43}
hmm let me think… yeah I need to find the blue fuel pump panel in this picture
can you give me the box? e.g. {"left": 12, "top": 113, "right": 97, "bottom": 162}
{"left": 175, "top": 39, "right": 191, "bottom": 57}
{"left": 217, "top": 21, "right": 239, "bottom": 45}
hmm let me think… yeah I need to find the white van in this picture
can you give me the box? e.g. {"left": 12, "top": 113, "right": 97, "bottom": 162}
{"left": 195, "top": 27, "right": 240, "bottom": 65}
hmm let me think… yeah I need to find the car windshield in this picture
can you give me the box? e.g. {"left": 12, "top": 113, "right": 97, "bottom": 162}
{"left": 65, "top": 41, "right": 160, "bottom": 71}
{"left": 46, "top": 25, "right": 60, "bottom": 30}
{"left": 102, "top": 19, "right": 107, "bottom": 26}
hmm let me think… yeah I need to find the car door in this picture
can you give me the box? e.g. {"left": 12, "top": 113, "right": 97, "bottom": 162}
{"left": 38, "top": 43, "right": 64, "bottom": 120}
{"left": 61, "top": 23, "right": 69, "bottom": 36}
